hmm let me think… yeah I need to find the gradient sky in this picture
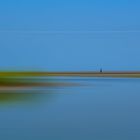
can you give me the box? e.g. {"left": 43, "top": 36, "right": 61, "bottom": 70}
{"left": 0, "top": 0, "right": 140, "bottom": 71}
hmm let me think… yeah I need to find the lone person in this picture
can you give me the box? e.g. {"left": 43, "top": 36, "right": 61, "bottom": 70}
{"left": 100, "top": 68, "right": 103, "bottom": 73}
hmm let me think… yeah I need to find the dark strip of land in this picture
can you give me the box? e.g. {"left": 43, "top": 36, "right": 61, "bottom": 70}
{"left": 0, "top": 71, "right": 140, "bottom": 78}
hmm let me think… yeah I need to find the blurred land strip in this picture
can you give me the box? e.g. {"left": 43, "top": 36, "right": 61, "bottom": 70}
{"left": 0, "top": 71, "right": 140, "bottom": 78}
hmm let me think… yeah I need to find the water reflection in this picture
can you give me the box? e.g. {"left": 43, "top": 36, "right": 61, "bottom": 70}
{"left": 0, "top": 77, "right": 78, "bottom": 105}
{"left": 0, "top": 77, "right": 140, "bottom": 140}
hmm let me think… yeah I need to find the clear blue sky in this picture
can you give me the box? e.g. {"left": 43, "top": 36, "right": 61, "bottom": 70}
{"left": 0, "top": 0, "right": 140, "bottom": 71}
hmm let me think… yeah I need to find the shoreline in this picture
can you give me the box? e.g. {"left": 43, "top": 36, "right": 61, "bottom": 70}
{"left": 0, "top": 71, "right": 140, "bottom": 78}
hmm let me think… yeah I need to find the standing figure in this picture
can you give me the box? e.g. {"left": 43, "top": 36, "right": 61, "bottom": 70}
{"left": 100, "top": 68, "right": 103, "bottom": 73}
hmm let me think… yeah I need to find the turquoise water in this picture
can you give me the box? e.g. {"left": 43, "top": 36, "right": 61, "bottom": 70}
{"left": 0, "top": 78, "right": 140, "bottom": 140}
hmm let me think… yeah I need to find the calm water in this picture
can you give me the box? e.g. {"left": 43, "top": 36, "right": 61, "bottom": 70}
{"left": 0, "top": 78, "right": 140, "bottom": 140}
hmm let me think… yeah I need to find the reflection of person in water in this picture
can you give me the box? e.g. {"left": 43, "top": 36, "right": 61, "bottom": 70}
{"left": 100, "top": 68, "right": 103, "bottom": 73}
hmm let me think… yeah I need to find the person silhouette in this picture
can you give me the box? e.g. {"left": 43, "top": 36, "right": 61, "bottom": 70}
{"left": 100, "top": 68, "right": 103, "bottom": 73}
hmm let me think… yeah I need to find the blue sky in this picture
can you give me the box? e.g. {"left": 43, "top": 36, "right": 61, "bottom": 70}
{"left": 0, "top": 0, "right": 140, "bottom": 71}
